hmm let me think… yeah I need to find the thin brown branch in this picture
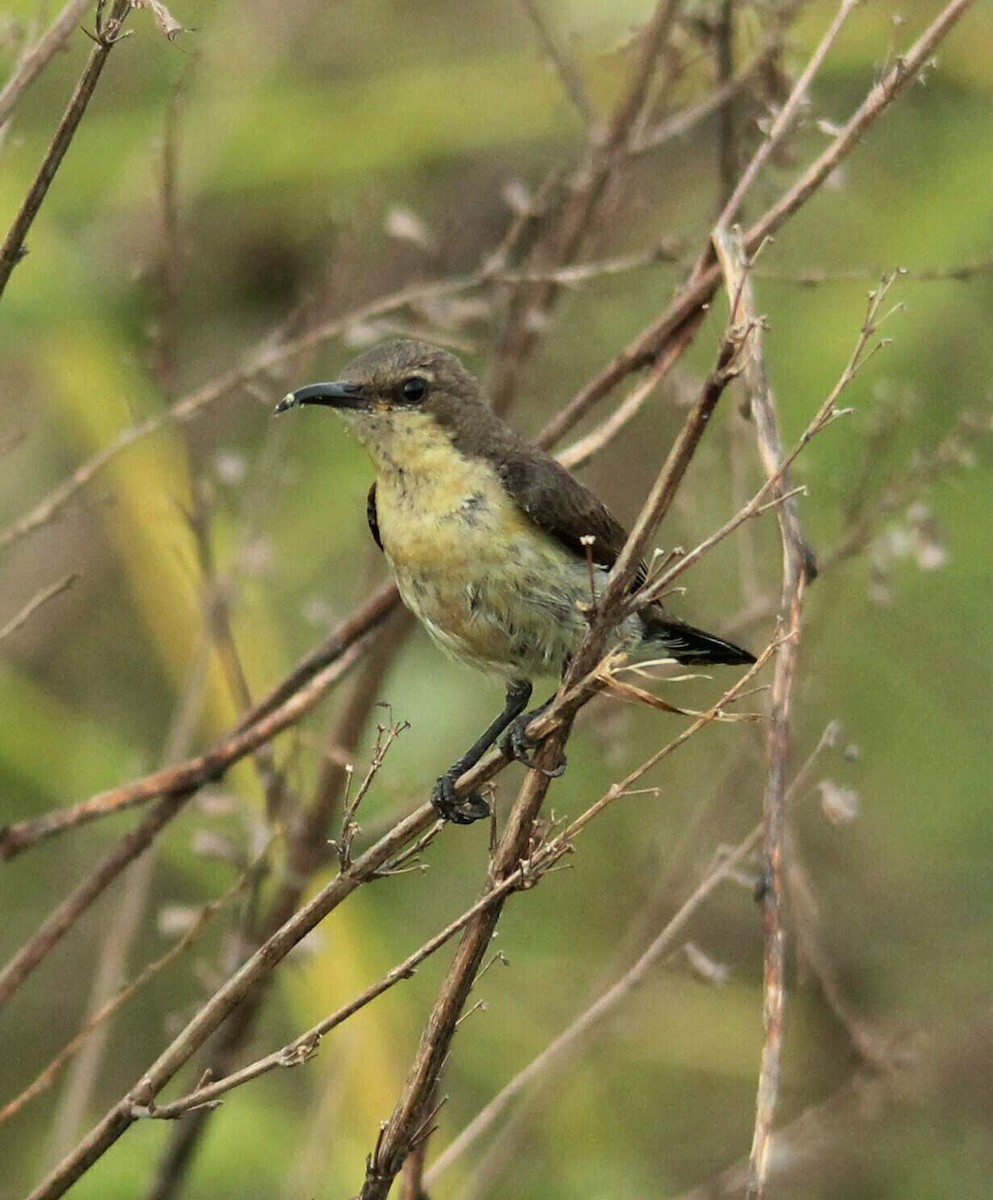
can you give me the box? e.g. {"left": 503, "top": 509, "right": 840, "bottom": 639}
{"left": 713, "top": 227, "right": 816, "bottom": 571}
{"left": 358, "top": 732, "right": 574, "bottom": 1199}
{"left": 0, "top": 0, "right": 132, "bottom": 299}
{"left": 567, "top": 316, "right": 754, "bottom": 671}
{"left": 0, "top": 0, "right": 94, "bottom": 128}
{"left": 151, "top": 72, "right": 187, "bottom": 402}
{"left": 0, "top": 839, "right": 272, "bottom": 1127}
{"left": 536, "top": 0, "right": 975, "bottom": 450}
{"left": 712, "top": 227, "right": 808, "bottom": 1200}
{"left": 0, "top": 632, "right": 368, "bottom": 1007}
{"left": 0, "top": 589, "right": 390, "bottom": 860}
{"left": 638, "top": 271, "right": 901, "bottom": 611}
{"left": 758, "top": 256, "right": 993, "bottom": 285}
{"left": 0, "top": 789, "right": 193, "bottom": 1010}
{"left": 426, "top": 824, "right": 763, "bottom": 1186}
{"left": 489, "top": 0, "right": 681, "bottom": 412}
{"left": 716, "top": 0, "right": 863, "bottom": 230}
{"left": 0, "top": 572, "right": 78, "bottom": 643}
{"left": 630, "top": 30, "right": 792, "bottom": 157}
{"left": 22, "top": 798, "right": 444, "bottom": 1200}
{"left": 518, "top": 0, "right": 594, "bottom": 126}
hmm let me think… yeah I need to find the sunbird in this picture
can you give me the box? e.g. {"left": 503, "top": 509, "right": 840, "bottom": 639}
{"left": 277, "top": 339, "right": 753, "bottom": 824}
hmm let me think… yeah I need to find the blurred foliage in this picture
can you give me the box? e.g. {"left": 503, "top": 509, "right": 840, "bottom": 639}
{"left": 0, "top": 0, "right": 991, "bottom": 1197}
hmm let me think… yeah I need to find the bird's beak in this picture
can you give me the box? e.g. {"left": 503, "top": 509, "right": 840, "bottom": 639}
{"left": 275, "top": 381, "right": 369, "bottom": 415}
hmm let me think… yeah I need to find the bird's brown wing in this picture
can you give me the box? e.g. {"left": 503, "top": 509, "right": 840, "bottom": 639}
{"left": 497, "top": 452, "right": 646, "bottom": 586}
{"left": 367, "top": 482, "right": 383, "bottom": 551}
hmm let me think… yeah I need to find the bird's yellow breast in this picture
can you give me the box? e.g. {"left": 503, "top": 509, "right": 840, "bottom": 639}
{"left": 358, "top": 412, "right": 587, "bottom": 678}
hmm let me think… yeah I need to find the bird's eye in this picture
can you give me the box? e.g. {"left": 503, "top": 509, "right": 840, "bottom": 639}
{"left": 399, "top": 376, "right": 428, "bottom": 403}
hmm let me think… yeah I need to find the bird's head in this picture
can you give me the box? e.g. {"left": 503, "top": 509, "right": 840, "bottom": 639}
{"left": 276, "top": 339, "right": 494, "bottom": 468}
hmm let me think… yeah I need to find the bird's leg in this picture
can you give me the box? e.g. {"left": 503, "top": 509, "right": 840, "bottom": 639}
{"left": 432, "top": 679, "right": 533, "bottom": 824}
{"left": 500, "top": 693, "right": 567, "bottom": 778}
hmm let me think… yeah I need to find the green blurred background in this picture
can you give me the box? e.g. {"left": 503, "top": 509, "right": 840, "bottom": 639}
{"left": 1, "top": 1, "right": 991, "bottom": 1197}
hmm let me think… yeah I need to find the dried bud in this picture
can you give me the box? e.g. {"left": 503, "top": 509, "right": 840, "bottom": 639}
{"left": 818, "top": 779, "right": 860, "bottom": 825}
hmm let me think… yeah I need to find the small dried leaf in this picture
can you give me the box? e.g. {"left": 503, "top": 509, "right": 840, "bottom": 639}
{"left": 602, "top": 674, "right": 701, "bottom": 716}
{"left": 158, "top": 905, "right": 199, "bottom": 937}
{"left": 502, "top": 179, "right": 532, "bottom": 214}
{"left": 384, "top": 207, "right": 435, "bottom": 252}
{"left": 906, "top": 503, "right": 948, "bottom": 571}
{"left": 684, "top": 941, "right": 730, "bottom": 987}
{"left": 134, "top": 0, "right": 184, "bottom": 41}
{"left": 818, "top": 779, "right": 860, "bottom": 825}
{"left": 192, "top": 830, "right": 239, "bottom": 864}
{"left": 214, "top": 449, "right": 247, "bottom": 486}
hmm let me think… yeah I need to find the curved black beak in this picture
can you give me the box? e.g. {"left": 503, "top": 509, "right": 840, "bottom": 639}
{"left": 274, "top": 381, "right": 368, "bottom": 415}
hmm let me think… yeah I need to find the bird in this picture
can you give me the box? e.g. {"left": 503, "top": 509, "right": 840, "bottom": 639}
{"left": 276, "top": 338, "right": 754, "bottom": 825}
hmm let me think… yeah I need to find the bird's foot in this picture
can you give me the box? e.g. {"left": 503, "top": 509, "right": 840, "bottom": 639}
{"left": 500, "top": 714, "right": 567, "bottom": 778}
{"left": 431, "top": 772, "right": 490, "bottom": 825}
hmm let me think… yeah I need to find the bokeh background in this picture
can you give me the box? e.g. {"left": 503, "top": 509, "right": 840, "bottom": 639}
{"left": 1, "top": 1, "right": 991, "bottom": 1197}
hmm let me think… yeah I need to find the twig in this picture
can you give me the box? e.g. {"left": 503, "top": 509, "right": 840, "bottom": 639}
{"left": 357, "top": 741, "right": 574, "bottom": 1198}
{"left": 757, "top": 256, "right": 993, "bottom": 285}
{"left": 0, "top": 592, "right": 389, "bottom": 860}
{"left": 0, "top": 573, "right": 78, "bottom": 643}
{"left": 0, "top": 0, "right": 94, "bottom": 128}
{"left": 0, "top": 839, "right": 273, "bottom": 1127}
{"left": 132, "top": 849, "right": 564, "bottom": 1121}
{"left": 565, "top": 315, "right": 754, "bottom": 672}
{"left": 488, "top": 0, "right": 681, "bottom": 412}
{"left": 717, "top": 0, "right": 863, "bottom": 230}
{"left": 637, "top": 271, "right": 900, "bottom": 612}
{"left": 184, "top": 484, "right": 283, "bottom": 812}
{"left": 22, "top": 798, "right": 447, "bottom": 1200}
{"left": 630, "top": 30, "right": 793, "bottom": 157}
{"left": 536, "top": 0, "right": 975, "bottom": 451}
{"left": 711, "top": 228, "right": 808, "bottom": 1200}
{"left": 0, "top": 634, "right": 368, "bottom": 1007}
{"left": 336, "top": 716, "right": 410, "bottom": 872}
{"left": 426, "top": 824, "right": 763, "bottom": 1185}
{"left": 714, "top": 0, "right": 737, "bottom": 210}
{"left": 0, "top": 0, "right": 133, "bottom": 299}
{"left": 151, "top": 70, "right": 187, "bottom": 402}
{"left": 518, "top": 0, "right": 594, "bottom": 126}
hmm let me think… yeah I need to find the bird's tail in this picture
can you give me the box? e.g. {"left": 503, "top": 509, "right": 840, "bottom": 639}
{"left": 640, "top": 610, "right": 755, "bottom": 666}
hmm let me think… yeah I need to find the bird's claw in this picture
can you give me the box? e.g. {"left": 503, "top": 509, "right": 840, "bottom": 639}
{"left": 500, "top": 718, "right": 567, "bottom": 778}
{"left": 431, "top": 773, "right": 490, "bottom": 825}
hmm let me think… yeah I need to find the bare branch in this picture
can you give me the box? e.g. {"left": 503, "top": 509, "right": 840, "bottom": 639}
{"left": 716, "top": 0, "right": 863, "bottom": 230}
{"left": 0, "top": 573, "right": 78, "bottom": 643}
{"left": 426, "top": 824, "right": 763, "bottom": 1185}
{"left": 0, "top": 839, "right": 273, "bottom": 1127}
{"left": 0, "top": 0, "right": 133, "bottom": 299}
{"left": 0, "top": 0, "right": 94, "bottom": 128}
{"left": 22, "top": 798, "right": 444, "bottom": 1200}
{"left": 518, "top": 0, "right": 594, "bottom": 126}
{"left": 712, "top": 229, "right": 806, "bottom": 1200}
{"left": 0, "top": 589, "right": 391, "bottom": 860}
{"left": 538, "top": 0, "right": 975, "bottom": 450}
